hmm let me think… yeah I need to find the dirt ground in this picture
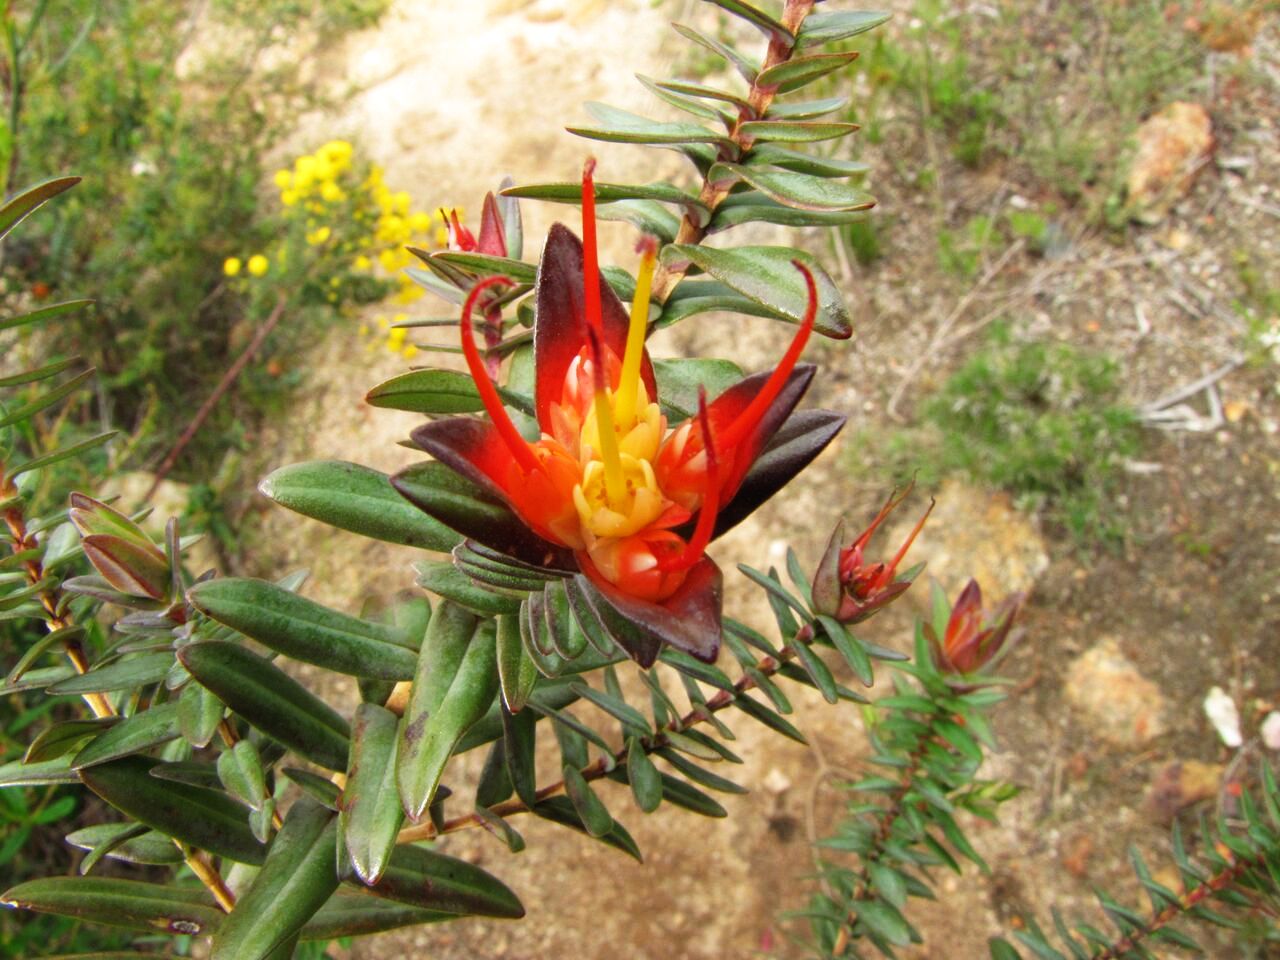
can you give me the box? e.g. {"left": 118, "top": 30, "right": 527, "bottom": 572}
{"left": 233, "top": 1, "right": 1280, "bottom": 957}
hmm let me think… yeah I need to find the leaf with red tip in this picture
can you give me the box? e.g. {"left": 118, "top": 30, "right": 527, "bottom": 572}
{"left": 582, "top": 558, "right": 722, "bottom": 664}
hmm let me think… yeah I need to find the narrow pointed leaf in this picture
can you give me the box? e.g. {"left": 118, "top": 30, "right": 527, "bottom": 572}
{"left": 0, "top": 754, "right": 77, "bottom": 786}
{"left": 496, "top": 613, "right": 538, "bottom": 712}
{"left": 366, "top": 369, "right": 484, "bottom": 414}
{"left": 660, "top": 244, "right": 850, "bottom": 338}
{"left": 798, "top": 10, "right": 892, "bottom": 45}
{"left": 187, "top": 578, "right": 416, "bottom": 680}
{"left": 0, "top": 297, "right": 92, "bottom": 333}
{"left": 398, "top": 605, "right": 498, "bottom": 818}
{"left": 738, "top": 120, "right": 859, "bottom": 143}
{"left": 734, "top": 693, "right": 807, "bottom": 744}
{"left": 341, "top": 704, "right": 403, "bottom": 885}
{"left": 47, "top": 651, "right": 173, "bottom": 695}
{"left": 368, "top": 843, "right": 524, "bottom": 918}
{"left": 217, "top": 740, "right": 268, "bottom": 811}
{"left": 746, "top": 143, "right": 871, "bottom": 177}
{"left": 0, "top": 368, "right": 96, "bottom": 430}
{"left": 0, "top": 176, "right": 79, "bottom": 242}
{"left": 670, "top": 22, "right": 759, "bottom": 82}
{"left": 758, "top": 51, "right": 861, "bottom": 92}
{"left": 300, "top": 889, "right": 454, "bottom": 938}
{"left": 71, "top": 702, "right": 181, "bottom": 768}
{"left": 414, "top": 559, "right": 523, "bottom": 616}
{"left": 67, "top": 823, "right": 185, "bottom": 867}
{"left": 259, "top": 460, "right": 461, "bottom": 552}
{"left": 473, "top": 804, "right": 526, "bottom": 853}
{"left": 569, "top": 102, "right": 730, "bottom": 147}
{"left": 211, "top": 800, "right": 340, "bottom": 960}
{"left": 502, "top": 700, "right": 538, "bottom": 807}
{"left": 25, "top": 717, "right": 116, "bottom": 763}
{"left": 0, "top": 876, "right": 222, "bottom": 937}
{"left": 178, "top": 678, "right": 225, "bottom": 748}
{"left": 79, "top": 756, "right": 265, "bottom": 864}
{"left": 627, "top": 738, "right": 662, "bottom": 813}
{"left": 178, "top": 641, "right": 350, "bottom": 771}
{"left": 533, "top": 795, "right": 642, "bottom": 861}
{"left": 710, "top": 165, "right": 875, "bottom": 212}
{"left": 703, "top": 0, "right": 790, "bottom": 38}
{"left": 0, "top": 353, "right": 80, "bottom": 387}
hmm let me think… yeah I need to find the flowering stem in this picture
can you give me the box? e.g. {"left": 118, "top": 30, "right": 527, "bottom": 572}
{"left": 394, "top": 640, "right": 805, "bottom": 845}
{"left": 652, "top": 0, "right": 817, "bottom": 302}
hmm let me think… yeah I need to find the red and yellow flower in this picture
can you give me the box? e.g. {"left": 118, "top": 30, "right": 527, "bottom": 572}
{"left": 926, "top": 579, "right": 1023, "bottom": 679}
{"left": 395, "top": 163, "right": 843, "bottom": 665}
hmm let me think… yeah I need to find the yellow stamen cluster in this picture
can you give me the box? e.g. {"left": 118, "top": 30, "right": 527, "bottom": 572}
{"left": 223, "top": 140, "right": 448, "bottom": 359}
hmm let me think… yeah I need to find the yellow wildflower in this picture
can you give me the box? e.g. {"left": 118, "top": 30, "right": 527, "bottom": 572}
{"left": 402, "top": 344, "right": 419, "bottom": 360}
{"left": 281, "top": 189, "right": 299, "bottom": 207}
{"left": 409, "top": 211, "right": 432, "bottom": 233}
{"left": 320, "top": 181, "right": 344, "bottom": 203}
{"left": 306, "top": 225, "right": 332, "bottom": 246}
{"left": 247, "top": 254, "right": 269, "bottom": 277}
{"left": 223, "top": 257, "right": 243, "bottom": 277}
{"left": 353, "top": 255, "right": 372, "bottom": 271}
{"left": 273, "top": 169, "right": 292, "bottom": 190}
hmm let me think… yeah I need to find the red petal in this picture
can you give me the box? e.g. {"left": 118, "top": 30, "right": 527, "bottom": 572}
{"left": 477, "top": 192, "right": 507, "bottom": 257}
{"left": 533, "top": 224, "right": 655, "bottom": 431}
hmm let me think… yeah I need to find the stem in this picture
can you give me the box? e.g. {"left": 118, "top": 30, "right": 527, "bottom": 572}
{"left": 181, "top": 845, "right": 236, "bottom": 912}
{"left": 394, "top": 641, "right": 804, "bottom": 845}
{"left": 1, "top": 486, "right": 115, "bottom": 718}
{"left": 651, "top": 0, "right": 817, "bottom": 302}
{"left": 1091, "top": 854, "right": 1257, "bottom": 960}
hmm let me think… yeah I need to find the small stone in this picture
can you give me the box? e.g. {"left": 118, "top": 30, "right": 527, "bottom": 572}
{"left": 1203, "top": 685, "right": 1243, "bottom": 747}
{"left": 1124, "top": 102, "right": 1214, "bottom": 224}
{"left": 1261, "top": 711, "right": 1280, "bottom": 750}
{"left": 1064, "top": 638, "right": 1169, "bottom": 749}
{"left": 762, "top": 767, "right": 792, "bottom": 796}
{"left": 1146, "top": 760, "right": 1224, "bottom": 822}
{"left": 1060, "top": 832, "right": 1094, "bottom": 879}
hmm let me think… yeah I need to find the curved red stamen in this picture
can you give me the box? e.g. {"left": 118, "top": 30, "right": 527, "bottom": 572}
{"left": 888, "top": 497, "right": 934, "bottom": 574}
{"left": 459, "top": 276, "right": 540, "bottom": 474}
{"left": 718, "top": 260, "right": 817, "bottom": 450}
{"left": 581, "top": 159, "right": 602, "bottom": 333}
{"left": 659, "top": 388, "right": 720, "bottom": 572}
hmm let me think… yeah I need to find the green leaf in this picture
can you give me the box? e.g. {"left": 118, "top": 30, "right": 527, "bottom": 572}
{"left": 25, "top": 717, "right": 115, "bottom": 763}
{"left": 652, "top": 358, "right": 745, "bottom": 419}
{"left": 5, "top": 431, "right": 117, "bottom": 479}
{"left": 218, "top": 740, "right": 268, "bottom": 811}
{"left": 369, "top": 843, "right": 525, "bottom": 918}
{"left": 656, "top": 279, "right": 785, "bottom": 330}
{"left": 178, "top": 678, "right": 225, "bottom": 748}
{"left": 988, "top": 938, "right": 1023, "bottom": 960}
{"left": 656, "top": 772, "right": 728, "bottom": 817}
{"left": 79, "top": 756, "right": 265, "bottom": 864}
{"left": 0, "top": 176, "right": 80, "bottom": 243}
{"left": 300, "top": 888, "right": 453, "bottom": 938}
{"left": 259, "top": 460, "right": 461, "bottom": 552}
{"left": 496, "top": 613, "right": 538, "bottom": 712}
{"left": 398, "top": 604, "right": 498, "bottom": 818}
{"left": 188, "top": 578, "right": 417, "bottom": 681}
{"left": 636, "top": 74, "right": 737, "bottom": 125}
{"left": 790, "top": 640, "right": 839, "bottom": 704}
{"left": 710, "top": 194, "right": 871, "bottom": 231}
{"left": 341, "top": 703, "right": 403, "bottom": 885}
{"left": 0, "top": 754, "right": 77, "bottom": 786}
{"left": 284, "top": 767, "right": 342, "bottom": 810}
{"left": 593, "top": 198, "right": 683, "bottom": 243}
{"left": 0, "top": 368, "right": 96, "bottom": 430}
{"left": 414, "top": 559, "right": 523, "bottom": 616}
{"left": 502, "top": 179, "right": 706, "bottom": 220}
{"left": 670, "top": 22, "right": 759, "bottom": 83}
{"left": 66, "top": 823, "right": 185, "bottom": 868}
{"left": 757, "top": 51, "right": 861, "bottom": 92}
{"left": 0, "top": 354, "right": 83, "bottom": 388}
{"left": 47, "top": 651, "right": 173, "bottom": 695}
{"left": 569, "top": 102, "right": 730, "bottom": 147}
{"left": 856, "top": 896, "right": 913, "bottom": 946}
{"left": 210, "top": 800, "right": 339, "bottom": 960}
{"left": 709, "top": 164, "right": 875, "bottom": 212}
{"left": 533, "top": 795, "right": 643, "bottom": 861}
{"left": 0, "top": 876, "right": 222, "bottom": 937}
{"left": 178, "top": 641, "right": 351, "bottom": 771}
{"left": 817, "top": 615, "right": 873, "bottom": 686}
{"left": 5, "top": 626, "right": 82, "bottom": 686}
{"left": 738, "top": 119, "right": 859, "bottom": 143}
{"left": 660, "top": 244, "right": 851, "bottom": 338}
{"left": 733, "top": 693, "right": 807, "bottom": 744}
{"left": 562, "top": 764, "right": 613, "bottom": 838}
{"left": 745, "top": 143, "right": 870, "bottom": 177}
{"left": 626, "top": 737, "right": 662, "bottom": 813}
{"left": 572, "top": 681, "right": 650, "bottom": 733}
{"left": 0, "top": 297, "right": 92, "bottom": 334}
{"left": 365, "top": 369, "right": 484, "bottom": 414}
{"left": 797, "top": 10, "right": 892, "bottom": 45}
{"left": 702, "top": 0, "right": 790, "bottom": 39}
{"left": 657, "top": 749, "right": 745, "bottom": 796}
{"left": 473, "top": 804, "right": 526, "bottom": 853}
{"left": 429, "top": 250, "right": 536, "bottom": 283}
{"left": 71, "top": 702, "right": 181, "bottom": 768}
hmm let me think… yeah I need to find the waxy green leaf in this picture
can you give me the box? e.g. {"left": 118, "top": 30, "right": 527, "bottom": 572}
{"left": 177, "top": 678, "right": 225, "bottom": 748}
{"left": 71, "top": 701, "right": 182, "bottom": 768}
{"left": 66, "top": 822, "right": 185, "bottom": 868}
{"left": 562, "top": 764, "right": 613, "bottom": 838}
{"left": 661, "top": 244, "right": 851, "bottom": 338}
{"left": 366, "top": 369, "right": 484, "bottom": 414}
{"left": 709, "top": 164, "right": 876, "bottom": 212}
{"left": 301, "top": 889, "right": 453, "bottom": 938}
{"left": 0, "top": 297, "right": 92, "bottom": 334}
{"left": 217, "top": 740, "right": 269, "bottom": 811}
{"left": 187, "top": 578, "right": 417, "bottom": 681}
{"left": 496, "top": 613, "right": 538, "bottom": 712}
{"left": 415, "top": 560, "right": 523, "bottom": 616}
{"left": 25, "top": 717, "right": 116, "bottom": 763}
{"left": 501, "top": 179, "right": 707, "bottom": 222}
{"left": 738, "top": 119, "right": 859, "bottom": 143}
{"left": 0, "top": 176, "right": 80, "bottom": 243}
{"left": 259, "top": 460, "right": 461, "bottom": 552}
{"left": 757, "top": 51, "right": 861, "bottom": 92}
{"left": 569, "top": 102, "right": 731, "bottom": 148}
{"left": 710, "top": 194, "right": 871, "bottom": 231}
{"left": 626, "top": 737, "right": 662, "bottom": 813}
{"left": 533, "top": 796, "right": 642, "bottom": 861}
{"left": 369, "top": 843, "right": 524, "bottom": 918}
{"left": 211, "top": 800, "right": 340, "bottom": 960}
{"left": 178, "top": 641, "right": 351, "bottom": 771}
{"left": 652, "top": 358, "right": 745, "bottom": 420}
{"left": 0, "top": 876, "right": 222, "bottom": 937}
{"left": 0, "top": 755, "right": 77, "bottom": 786}
{"left": 670, "top": 22, "right": 759, "bottom": 83}
{"left": 341, "top": 703, "right": 404, "bottom": 885}
{"left": 703, "top": 0, "right": 791, "bottom": 39}
{"left": 746, "top": 143, "right": 871, "bottom": 177}
{"left": 79, "top": 756, "right": 264, "bottom": 864}
{"left": 47, "top": 651, "right": 173, "bottom": 696}
{"left": 398, "top": 604, "right": 498, "bottom": 818}
{"left": 797, "top": 9, "right": 892, "bottom": 45}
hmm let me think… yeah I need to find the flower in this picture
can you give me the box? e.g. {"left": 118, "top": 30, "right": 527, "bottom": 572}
{"left": 393, "top": 162, "right": 844, "bottom": 665}
{"left": 811, "top": 484, "right": 932, "bottom": 624}
{"left": 223, "top": 257, "right": 242, "bottom": 277}
{"left": 925, "top": 579, "right": 1023, "bottom": 679}
{"left": 247, "top": 254, "right": 269, "bottom": 277}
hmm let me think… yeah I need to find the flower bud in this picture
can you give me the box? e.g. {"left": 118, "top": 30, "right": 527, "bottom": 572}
{"left": 811, "top": 485, "right": 932, "bottom": 624}
{"left": 925, "top": 579, "right": 1023, "bottom": 681}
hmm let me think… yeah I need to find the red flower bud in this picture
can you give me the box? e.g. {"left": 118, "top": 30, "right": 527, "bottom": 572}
{"left": 925, "top": 579, "right": 1023, "bottom": 680}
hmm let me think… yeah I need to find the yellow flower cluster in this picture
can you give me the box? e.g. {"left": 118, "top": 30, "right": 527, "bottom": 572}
{"left": 359, "top": 314, "right": 419, "bottom": 361}
{"left": 222, "top": 139, "right": 448, "bottom": 359}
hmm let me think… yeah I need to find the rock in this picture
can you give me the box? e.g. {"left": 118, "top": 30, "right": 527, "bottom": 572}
{"left": 885, "top": 478, "right": 1049, "bottom": 607}
{"left": 762, "top": 768, "right": 793, "bottom": 796}
{"left": 1264, "top": 712, "right": 1280, "bottom": 751}
{"left": 1146, "top": 760, "right": 1224, "bottom": 823}
{"left": 1064, "top": 638, "right": 1169, "bottom": 749}
{"left": 1124, "top": 102, "right": 1214, "bottom": 224}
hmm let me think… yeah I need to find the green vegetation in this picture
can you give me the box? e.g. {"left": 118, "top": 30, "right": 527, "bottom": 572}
{"left": 876, "top": 327, "right": 1142, "bottom": 545}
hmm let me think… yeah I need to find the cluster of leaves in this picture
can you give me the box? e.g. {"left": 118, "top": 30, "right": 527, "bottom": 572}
{"left": 2, "top": 0, "right": 392, "bottom": 475}
{"left": 878, "top": 325, "right": 1142, "bottom": 546}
